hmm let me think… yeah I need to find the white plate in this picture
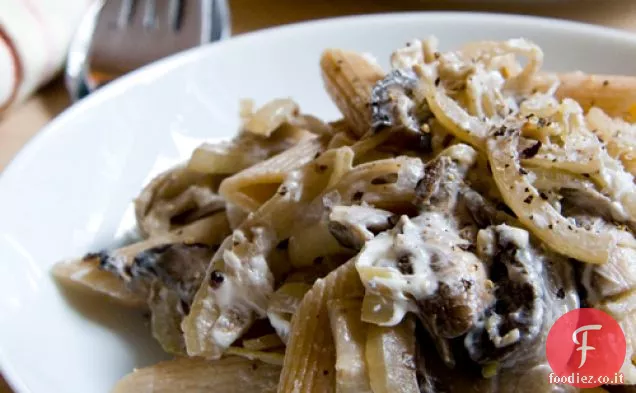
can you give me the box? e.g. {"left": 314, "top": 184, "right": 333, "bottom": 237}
{"left": 1, "top": 12, "right": 636, "bottom": 393}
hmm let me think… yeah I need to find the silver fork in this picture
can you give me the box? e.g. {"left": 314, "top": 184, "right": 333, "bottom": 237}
{"left": 65, "top": 0, "right": 230, "bottom": 101}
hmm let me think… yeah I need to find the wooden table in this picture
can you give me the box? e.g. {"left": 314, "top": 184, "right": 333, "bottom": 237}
{"left": 2, "top": 0, "right": 636, "bottom": 391}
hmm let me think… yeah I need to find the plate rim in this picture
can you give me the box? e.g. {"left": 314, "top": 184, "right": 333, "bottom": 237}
{"left": 3, "top": 11, "right": 636, "bottom": 393}
{"left": 3, "top": 11, "right": 636, "bottom": 182}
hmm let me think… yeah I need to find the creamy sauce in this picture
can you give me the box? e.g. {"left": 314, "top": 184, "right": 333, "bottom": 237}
{"left": 208, "top": 226, "right": 277, "bottom": 348}
{"left": 329, "top": 205, "right": 393, "bottom": 245}
{"left": 267, "top": 311, "right": 291, "bottom": 344}
{"left": 391, "top": 39, "right": 426, "bottom": 70}
{"left": 356, "top": 213, "right": 487, "bottom": 327}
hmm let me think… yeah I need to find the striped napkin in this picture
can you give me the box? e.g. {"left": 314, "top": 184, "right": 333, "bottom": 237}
{"left": 0, "top": 0, "right": 94, "bottom": 113}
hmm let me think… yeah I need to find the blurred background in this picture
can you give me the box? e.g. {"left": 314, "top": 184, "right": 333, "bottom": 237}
{"left": 1, "top": 0, "right": 636, "bottom": 390}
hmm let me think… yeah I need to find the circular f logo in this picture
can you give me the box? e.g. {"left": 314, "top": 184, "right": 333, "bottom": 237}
{"left": 546, "top": 308, "right": 626, "bottom": 388}
{"left": 572, "top": 324, "right": 602, "bottom": 369}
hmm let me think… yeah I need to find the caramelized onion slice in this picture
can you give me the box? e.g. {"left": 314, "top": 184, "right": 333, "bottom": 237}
{"left": 486, "top": 126, "right": 616, "bottom": 264}
{"left": 415, "top": 64, "right": 488, "bottom": 150}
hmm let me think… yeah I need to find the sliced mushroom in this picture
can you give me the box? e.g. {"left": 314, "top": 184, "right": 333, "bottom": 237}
{"left": 465, "top": 225, "right": 541, "bottom": 365}
{"left": 132, "top": 243, "right": 216, "bottom": 354}
{"left": 408, "top": 215, "right": 494, "bottom": 365}
{"left": 328, "top": 205, "right": 395, "bottom": 250}
{"left": 53, "top": 214, "right": 229, "bottom": 307}
{"left": 465, "top": 224, "right": 579, "bottom": 368}
{"left": 417, "top": 350, "right": 579, "bottom": 393}
{"left": 413, "top": 224, "right": 578, "bottom": 393}
{"left": 148, "top": 285, "right": 187, "bottom": 354}
{"left": 416, "top": 253, "right": 492, "bottom": 340}
{"left": 416, "top": 324, "right": 580, "bottom": 393}
{"left": 130, "top": 243, "right": 215, "bottom": 305}
{"left": 416, "top": 329, "right": 495, "bottom": 393}
{"left": 95, "top": 241, "right": 218, "bottom": 355}
{"left": 371, "top": 69, "right": 430, "bottom": 133}
{"left": 415, "top": 144, "right": 477, "bottom": 212}
{"left": 92, "top": 215, "right": 225, "bottom": 355}
{"left": 415, "top": 157, "right": 455, "bottom": 209}
{"left": 560, "top": 186, "right": 636, "bottom": 233}
{"left": 459, "top": 185, "right": 517, "bottom": 228}
{"left": 356, "top": 213, "right": 493, "bottom": 366}
{"left": 98, "top": 214, "right": 230, "bottom": 283}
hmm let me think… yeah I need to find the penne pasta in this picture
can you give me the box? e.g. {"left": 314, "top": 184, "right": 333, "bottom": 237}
{"left": 288, "top": 219, "right": 350, "bottom": 268}
{"left": 182, "top": 147, "right": 355, "bottom": 359}
{"left": 331, "top": 155, "right": 424, "bottom": 213}
{"left": 111, "top": 356, "right": 281, "bottom": 393}
{"left": 278, "top": 261, "right": 365, "bottom": 393}
{"left": 365, "top": 317, "right": 419, "bottom": 393}
{"left": 189, "top": 140, "right": 265, "bottom": 175}
{"left": 320, "top": 49, "right": 384, "bottom": 137}
{"left": 188, "top": 123, "right": 315, "bottom": 176}
{"left": 219, "top": 137, "right": 324, "bottom": 212}
{"left": 327, "top": 131, "right": 356, "bottom": 149}
{"left": 534, "top": 72, "right": 636, "bottom": 121}
{"left": 51, "top": 254, "right": 145, "bottom": 307}
{"left": 327, "top": 298, "right": 372, "bottom": 393}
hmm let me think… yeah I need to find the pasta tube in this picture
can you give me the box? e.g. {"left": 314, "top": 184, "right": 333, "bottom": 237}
{"left": 111, "top": 356, "right": 281, "bottom": 393}
{"left": 365, "top": 317, "right": 419, "bottom": 393}
{"left": 534, "top": 72, "right": 636, "bottom": 121}
{"left": 321, "top": 49, "right": 384, "bottom": 137}
{"left": 278, "top": 261, "right": 365, "bottom": 393}
{"left": 328, "top": 298, "right": 372, "bottom": 393}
